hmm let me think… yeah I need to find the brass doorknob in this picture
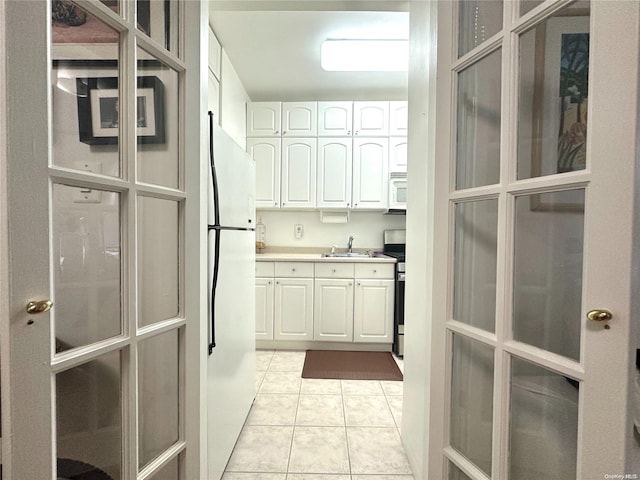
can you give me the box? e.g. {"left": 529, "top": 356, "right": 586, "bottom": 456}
{"left": 26, "top": 300, "right": 53, "bottom": 314}
{"left": 587, "top": 309, "right": 613, "bottom": 322}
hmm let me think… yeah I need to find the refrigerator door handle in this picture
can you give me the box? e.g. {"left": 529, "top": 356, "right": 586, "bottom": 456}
{"left": 208, "top": 228, "right": 221, "bottom": 355}
{"left": 209, "top": 111, "right": 221, "bottom": 227}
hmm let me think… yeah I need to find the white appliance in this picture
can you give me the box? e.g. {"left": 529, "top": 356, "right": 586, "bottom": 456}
{"left": 206, "top": 113, "right": 257, "bottom": 480}
{"left": 388, "top": 173, "right": 407, "bottom": 212}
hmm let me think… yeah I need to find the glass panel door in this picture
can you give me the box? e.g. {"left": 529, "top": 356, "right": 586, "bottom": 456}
{"left": 8, "top": 0, "right": 188, "bottom": 477}
{"left": 439, "top": 0, "right": 640, "bottom": 478}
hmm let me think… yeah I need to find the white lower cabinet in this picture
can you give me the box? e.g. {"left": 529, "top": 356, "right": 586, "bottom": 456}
{"left": 353, "top": 279, "right": 394, "bottom": 343}
{"left": 274, "top": 277, "right": 314, "bottom": 340}
{"left": 314, "top": 279, "right": 354, "bottom": 342}
{"left": 255, "top": 277, "right": 274, "bottom": 340}
{"left": 256, "top": 260, "right": 394, "bottom": 345}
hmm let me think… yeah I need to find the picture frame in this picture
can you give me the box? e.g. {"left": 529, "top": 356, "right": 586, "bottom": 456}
{"left": 76, "top": 76, "right": 165, "bottom": 145}
{"left": 530, "top": 15, "right": 589, "bottom": 212}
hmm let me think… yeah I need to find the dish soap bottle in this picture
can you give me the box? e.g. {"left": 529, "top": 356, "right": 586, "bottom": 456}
{"left": 256, "top": 217, "right": 266, "bottom": 252}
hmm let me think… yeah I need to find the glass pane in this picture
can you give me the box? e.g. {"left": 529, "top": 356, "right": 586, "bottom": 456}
{"left": 453, "top": 199, "right": 498, "bottom": 332}
{"left": 517, "top": 6, "right": 590, "bottom": 179}
{"left": 456, "top": 49, "right": 502, "bottom": 189}
{"left": 51, "top": 4, "right": 121, "bottom": 178}
{"left": 137, "top": 0, "right": 180, "bottom": 53}
{"left": 450, "top": 334, "right": 494, "bottom": 475}
{"left": 510, "top": 357, "right": 578, "bottom": 479}
{"left": 53, "top": 185, "right": 121, "bottom": 352}
{"left": 138, "top": 196, "right": 179, "bottom": 326}
{"left": 513, "top": 190, "right": 584, "bottom": 361}
{"left": 449, "top": 463, "right": 474, "bottom": 480}
{"left": 149, "top": 456, "right": 180, "bottom": 480}
{"left": 520, "top": 0, "right": 544, "bottom": 16}
{"left": 57, "top": 350, "right": 121, "bottom": 480}
{"left": 136, "top": 47, "right": 180, "bottom": 188}
{"left": 139, "top": 330, "right": 180, "bottom": 467}
{"left": 458, "top": 0, "right": 503, "bottom": 57}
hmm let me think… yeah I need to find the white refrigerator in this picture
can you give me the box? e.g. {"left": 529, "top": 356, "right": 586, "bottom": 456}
{"left": 207, "top": 113, "right": 256, "bottom": 480}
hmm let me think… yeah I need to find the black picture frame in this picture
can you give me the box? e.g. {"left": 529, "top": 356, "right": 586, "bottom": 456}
{"left": 76, "top": 76, "right": 165, "bottom": 145}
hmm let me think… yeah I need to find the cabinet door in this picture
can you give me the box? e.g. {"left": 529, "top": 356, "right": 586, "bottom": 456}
{"left": 314, "top": 279, "right": 354, "bottom": 342}
{"left": 317, "top": 138, "right": 352, "bottom": 209}
{"left": 318, "top": 101, "right": 353, "bottom": 136}
{"left": 281, "top": 138, "right": 316, "bottom": 209}
{"left": 353, "top": 101, "right": 389, "bottom": 136}
{"left": 207, "top": 71, "right": 220, "bottom": 125}
{"left": 247, "top": 102, "right": 282, "bottom": 137}
{"left": 255, "top": 277, "right": 274, "bottom": 340}
{"left": 353, "top": 138, "right": 389, "bottom": 209}
{"left": 208, "top": 26, "right": 222, "bottom": 80}
{"left": 389, "top": 137, "right": 408, "bottom": 173}
{"left": 354, "top": 279, "right": 394, "bottom": 343}
{"left": 389, "top": 101, "right": 408, "bottom": 136}
{"left": 282, "top": 102, "right": 317, "bottom": 136}
{"left": 274, "top": 278, "right": 314, "bottom": 340}
{"left": 246, "top": 138, "right": 281, "bottom": 208}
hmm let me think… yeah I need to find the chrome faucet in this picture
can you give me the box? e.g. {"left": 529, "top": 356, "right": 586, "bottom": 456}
{"left": 347, "top": 235, "right": 354, "bottom": 253}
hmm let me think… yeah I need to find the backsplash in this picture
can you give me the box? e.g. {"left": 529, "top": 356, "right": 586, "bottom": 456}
{"left": 256, "top": 210, "right": 406, "bottom": 250}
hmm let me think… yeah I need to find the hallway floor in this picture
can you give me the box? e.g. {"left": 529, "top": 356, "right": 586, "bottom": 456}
{"left": 222, "top": 350, "right": 414, "bottom": 480}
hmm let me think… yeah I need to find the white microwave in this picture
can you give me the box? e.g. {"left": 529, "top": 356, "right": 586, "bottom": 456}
{"left": 389, "top": 173, "right": 407, "bottom": 211}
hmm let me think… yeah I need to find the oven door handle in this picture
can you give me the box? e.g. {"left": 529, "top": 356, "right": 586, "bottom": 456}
{"left": 398, "top": 273, "right": 406, "bottom": 281}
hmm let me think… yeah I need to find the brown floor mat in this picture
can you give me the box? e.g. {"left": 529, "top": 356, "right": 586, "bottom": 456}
{"left": 301, "top": 350, "right": 403, "bottom": 381}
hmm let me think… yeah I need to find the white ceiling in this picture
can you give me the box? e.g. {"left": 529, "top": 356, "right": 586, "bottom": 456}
{"left": 209, "top": 1, "right": 409, "bottom": 101}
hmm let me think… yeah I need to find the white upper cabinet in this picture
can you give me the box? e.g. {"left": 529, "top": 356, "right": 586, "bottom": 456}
{"left": 282, "top": 102, "right": 317, "bottom": 137}
{"left": 353, "top": 138, "right": 389, "bottom": 210}
{"left": 208, "top": 26, "right": 222, "bottom": 80}
{"left": 247, "top": 102, "right": 282, "bottom": 137}
{"left": 317, "top": 102, "right": 353, "bottom": 136}
{"left": 389, "top": 137, "right": 408, "bottom": 173}
{"left": 247, "top": 138, "right": 281, "bottom": 208}
{"left": 389, "top": 101, "right": 408, "bottom": 136}
{"left": 317, "top": 138, "right": 352, "bottom": 209}
{"left": 281, "top": 138, "right": 317, "bottom": 209}
{"left": 353, "top": 101, "right": 389, "bottom": 136}
{"left": 207, "top": 71, "right": 220, "bottom": 125}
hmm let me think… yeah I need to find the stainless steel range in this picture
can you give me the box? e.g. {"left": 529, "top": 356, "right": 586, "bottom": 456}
{"left": 383, "top": 229, "right": 406, "bottom": 357}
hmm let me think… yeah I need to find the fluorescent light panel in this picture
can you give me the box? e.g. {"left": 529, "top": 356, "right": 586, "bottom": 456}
{"left": 321, "top": 39, "right": 408, "bottom": 72}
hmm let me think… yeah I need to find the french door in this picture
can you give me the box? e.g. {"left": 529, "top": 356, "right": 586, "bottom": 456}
{"left": 4, "top": 0, "right": 204, "bottom": 478}
{"left": 430, "top": 1, "right": 640, "bottom": 479}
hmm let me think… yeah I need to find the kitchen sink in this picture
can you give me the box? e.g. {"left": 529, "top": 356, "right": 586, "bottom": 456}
{"left": 322, "top": 252, "right": 372, "bottom": 258}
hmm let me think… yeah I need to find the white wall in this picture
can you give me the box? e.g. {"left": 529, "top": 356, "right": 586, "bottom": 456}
{"left": 256, "top": 210, "right": 405, "bottom": 250}
{"left": 220, "top": 50, "right": 250, "bottom": 150}
{"left": 402, "top": 1, "right": 439, "bottom": 478}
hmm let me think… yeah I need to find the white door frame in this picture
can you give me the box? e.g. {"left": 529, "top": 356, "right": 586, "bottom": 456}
{"left": 403, "top": 1, "right": 640, "bottom": 479}
{"left": 0, "top": 0, "right": 208, "bottom": 477}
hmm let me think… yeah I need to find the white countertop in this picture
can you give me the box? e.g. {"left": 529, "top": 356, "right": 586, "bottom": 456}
{"left": 256, "top": 252, "right": 396, "bottom": 263}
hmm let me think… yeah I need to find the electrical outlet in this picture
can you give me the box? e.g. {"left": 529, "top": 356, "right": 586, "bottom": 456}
{"left": 294, "top": 224, "right": 304, "bottom": 239}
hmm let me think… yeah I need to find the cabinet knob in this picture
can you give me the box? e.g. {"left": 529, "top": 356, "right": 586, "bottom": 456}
{"left": 275, "top": 130, "right": 279, "bottom": 134}
{"left": 347, "top": 130, "right": 351, "bottom": 135}
{"left": 357, "top": 282, "right": 361, "bottom": 286}
{"left": 332, "top": 269, "right": 336, "bottom": 273}
{"left": 373, "top": 269, "right": 377, "bottom": 273}
{"left": 283, "top": 131, "right": 287, "bottom": 135}
{"left": 268, "top": 281, "right": 272, "bottom": 284}
{"left": 355, "top": 130, "right": 359, "bottom": 135}
{"left": 274, "top": 202, "right": 278, "bottom": 206}
{"left": 292, "top": 268, "right": 296, "bottom": 272}
{"left": 349, "top": 282, "right": 353, "bottom": 286}
{"left": 347, "top": 203, "right": 350, "bottom": 207}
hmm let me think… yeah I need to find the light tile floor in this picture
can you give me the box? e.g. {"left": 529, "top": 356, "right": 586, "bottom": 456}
{"left": 222, "top": 350, "right": 414, "bottom": 480}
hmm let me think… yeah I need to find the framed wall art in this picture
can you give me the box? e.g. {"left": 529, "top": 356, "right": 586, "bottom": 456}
{"left": 76, "top": 76, "right": 165, "bottom": 145}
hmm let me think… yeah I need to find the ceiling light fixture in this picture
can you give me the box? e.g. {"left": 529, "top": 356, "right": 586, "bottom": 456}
{"left": 320, "top": 39, "right": 409, "bottom": 72}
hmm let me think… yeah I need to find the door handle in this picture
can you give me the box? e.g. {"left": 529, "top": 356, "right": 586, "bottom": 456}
{"left": 26, "top": 300, "right": 53, "bottom": 314}
{"left": 587, "top": 309, "right": 613, "bottom": 322}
